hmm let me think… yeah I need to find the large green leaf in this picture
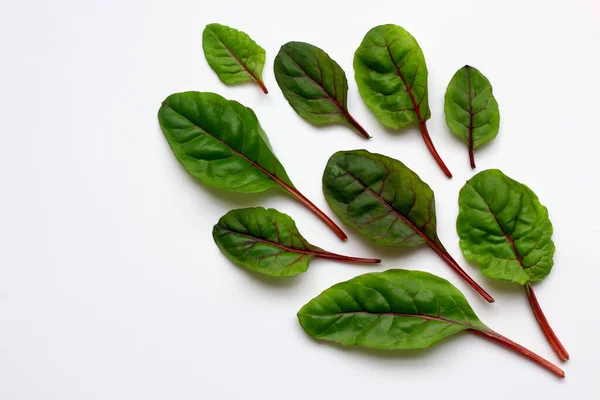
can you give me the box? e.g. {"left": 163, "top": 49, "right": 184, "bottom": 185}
{"left": 322, "top": 149, "right": 493, "bottom": 302}
{"left": 457, "top": 169, "right": 555, "bottom": 285}
{"left": 297, "top": 269, "right": 564, "bottom": 378}
{"left": 444, "top": 65, "right": 500, "bottom": 168}
{"left": 213, "top": 207, "right": 379, "bottom": 277}
{"left": 354, "top": 24, "right": 451, "bottom": 177}
{"left": 274, "top": 41, "right": 370, "bottom": 139}
{"left": 158, "top": 91, "right": 347, "bottom": 240}
{"left": 202, "top": 23, "right": 268, "bottom": 93}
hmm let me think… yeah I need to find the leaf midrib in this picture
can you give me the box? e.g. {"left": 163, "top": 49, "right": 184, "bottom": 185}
{"left": 309, "top": 310, "right": 475, "bottom": 329}
{"left": 217, "top": 227, "right": 317, "bottom": 257}
{"left": 211, "top": 33, "right": 262, "bottom": 86}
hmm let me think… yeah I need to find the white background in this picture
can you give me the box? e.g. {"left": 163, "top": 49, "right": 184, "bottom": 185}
{"left": 1, "top": 0, "right": 599, "bottom": 398}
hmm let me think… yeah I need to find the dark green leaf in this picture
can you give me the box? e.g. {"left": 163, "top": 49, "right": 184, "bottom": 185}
{"left": 457, "top": 169, "right": 568, "bottom": 361}
{"left": 444, "top": 65, "right": 500, "bottom": 168}
{"left": 298, "top": 269, "right": 564, "bottom": 378}
{"left": 274, "top": 41, "right": 370, "bottom": 139}
{"left": 457, "top": 169, "right": 554, "bottom": 285}
{"left": 213, "top": 207, "right": 380, "bottom": 277}
{"left": 322, "top": 149, "right": 493, "bottom": 302}
{"left": 158, "top": 91, "right": 347, "bottom": 240}
{"left": 202, "top": 23, "right": 268, "bottom": 93}
{"left": 354, "top": 24, "right": 451, "bottom": 177}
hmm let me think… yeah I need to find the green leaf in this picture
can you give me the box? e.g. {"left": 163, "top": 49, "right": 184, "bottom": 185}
{"left": 297, "top": 269, "right": 564, "bottom": 378}
{"left": 354, "top": 24, "right": 451, "bottom": 178}
{"left": 274, "top": 41, "right": 370, "bottom": 139}
{"left": 213, "top": 207, "right": 380, "bottom": 277}
{"left": 202, "top": 23, "right": 268, "bottom": 94}
{"left": 457, "top": 169, "right": 555, "bottom": 285}
{"left": 322, "top": 149, "right": 493, "bottom": 302}
{"left": 158, "top": 91, "right": 347, "bottom": 240}
{"left": 444, "top": 65, "right": 500, "bottom": 168}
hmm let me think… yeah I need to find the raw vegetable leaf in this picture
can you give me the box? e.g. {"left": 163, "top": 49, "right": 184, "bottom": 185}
{"left": 298, "top": 269, "right": 564, "bottom": 378}
{"left": 274, "top": 41, "right": 370, "bottom": 139}
{"left": 354, "top": 24, "right": 452, "bottom": 178}
{"left": 322, "top": 149, "right": 493, "bottom": 302}
{"left": 457, "top": 169, "right": 568, "bottom": 360}
{"left": 158, "top": 91, "right": 347, "bottom": 240}
{"left": 202, "top": 23, "right": 268, "bottom": 94}
{"left": 444, "top": 65, "right": 500, "bottom": 168}
{"left": 213, "top": 207, "right": 380, "bottom": 277}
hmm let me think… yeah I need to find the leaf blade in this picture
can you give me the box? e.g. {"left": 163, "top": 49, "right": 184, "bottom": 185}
{"left": 274, "top": 41, "right": 370, "bottom": 138}
{"left": 444, "top": 65, "right": 500, "bottom": 168}
{"left": 298, "top": 269, "right": 486, "bottom": 349}
{"left": 202, "top": 23, "right": 268, "bottom": 93}
{"left": 457, "top": 169, "right": 555, "bottom": 284}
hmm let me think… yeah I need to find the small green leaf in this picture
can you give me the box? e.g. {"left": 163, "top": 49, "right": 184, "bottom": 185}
{"left": 213, "top": 207, "right": 380, "bottom": 277}
{"left": 457, "top": 169, "right": 555, "bottom": 285}
{"left": 202, "top": 23, "right": 268, "bottom": 94}
{"left": 354, "top": 24, "right": 451, "bottom": 177}
{"left": 444, "top": 66, "right": 500, "bottom": 168}
{"left": 158, "top": 91, "right": 347, "bottom": 240}
{"left": 274, "top": 41, "right": 370, "bottom": 139}
{"left": 322, "top": 149, "right": 493, "bottom": 302}
{"left": 298, "top": 269, "right": 564, "bottom": 378}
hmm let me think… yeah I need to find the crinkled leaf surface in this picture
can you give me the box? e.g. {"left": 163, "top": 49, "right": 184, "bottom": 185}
{"left": 202, "top": 23, "right": 268, "bottom": 93}
{"left": 322, "top": 149, "right": 439, "bottom": 248}
{"left": 158, "top": 91, "right": 293, "bottom": 193}
{"left": 354, "top": 24, "right": 430, "bottom": 129}
{"left": 444, "top": 65, "right": 500, "bottom": 167}
{"left": 457, "top": 169, "right": 555, "bottom": 285}
{"left": 274, "top": 41, "right": 370, "bottom": 138}
{"left": 298, "top": 269, "right": 487, "bottom": 349}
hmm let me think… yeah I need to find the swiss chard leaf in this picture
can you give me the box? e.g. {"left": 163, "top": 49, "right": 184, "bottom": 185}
{"left": 322, "top": 149, "right": 493, "bottom": 302}
{"left": 213, "top": 207, "right": 380, "bottom": 277}
{"left": 457, "top": 169, "right": 568, "bottom": 360}
{"left": 444, "top": 65, "right": 500, "bottom": 168}
{"left": 158, "top": 91, "right": 347, "bottom": 240}
{"left": 354, "top": 24, "right": 452, "bottom": 178}
{"left": 298, "top": 269, "right": 564, "bottom": 378}
{"left": 274, "top": 41, "right": 370, "bottom": 139}
{"left": 202, "top": 23, "right": 268, "bottom": 94}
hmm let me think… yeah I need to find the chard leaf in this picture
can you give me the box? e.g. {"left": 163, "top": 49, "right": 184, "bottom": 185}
{"left": 213, "top": 207, "right": 379, "bottom": 277}
{"left": 354, "top": 24, "right": 452, "bottom": 178}
{"left": 322, "top": 149, "right": 493, "bottom": 302}
{"left": 158, "top": 91, "right": 346, "bottom": 240}
{"left": 457, "top": 169, "right": 568, "bottom": 361}
{"left": 457, "top": 169, "right": 554, "bottom": 285}
{"left": 274, "top": 41, "right": 370, "bottom": 139}
{"left": 444, "top": 65, "right": 500, "bottom": 168}
{"left": 202, "top": 23, "right": 268, "bottom": 94}
{"left": 298, "top": 269, "right": 564, "bottom": 378}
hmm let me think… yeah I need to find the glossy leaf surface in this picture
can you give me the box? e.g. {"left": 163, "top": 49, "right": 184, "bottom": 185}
{"left": 354, "top": 24, "right": 451, "bottom": 177}
{"left": 213, "top": 207, "right": 379, "bottom": 277}
{"left": 202, "top": 23, "right": 268, "bottom": 93}
{"left": 457, "top": 169, "right": 554, "bottom": 285}
{"left": 444, "top": 65, "right": 500, "bottom": 168}
{"left": 322, "top": 149, "right": 493, "bottom": 301}
{"left": 298, "top": 269, "right": 564, "bottom": 378}
{"left": 274, "top": 41, "right": 370, "bottom": 138}
{"left": 158, "top": 91, "right": 347, "bottom": 240}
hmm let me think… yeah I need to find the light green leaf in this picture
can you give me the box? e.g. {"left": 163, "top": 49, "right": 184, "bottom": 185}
{"left": 213, "top": 207, "right": 379, "bottom": 277}
{"left": 444, "top": 65, "right": 500, "bottom": 168}
{"left": 322, "top": 149, "right": 493, "bottom": 302}
{"left": 274, "top": 41, "right": 370, "bottom": 138}
{"left": 202, "top": 23, "right": 268, "bottom": 93}
{"left": 457, "top": 169, "right": 555, "bottom": 285}
{"left": 158, "top": 91, "right": 347, "bottom": 240}
{"left": 298, "top": 270, "right": 487, "bottom": 349}
{"left": 354, "top": 24, "right": 451, "bottom": 178}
